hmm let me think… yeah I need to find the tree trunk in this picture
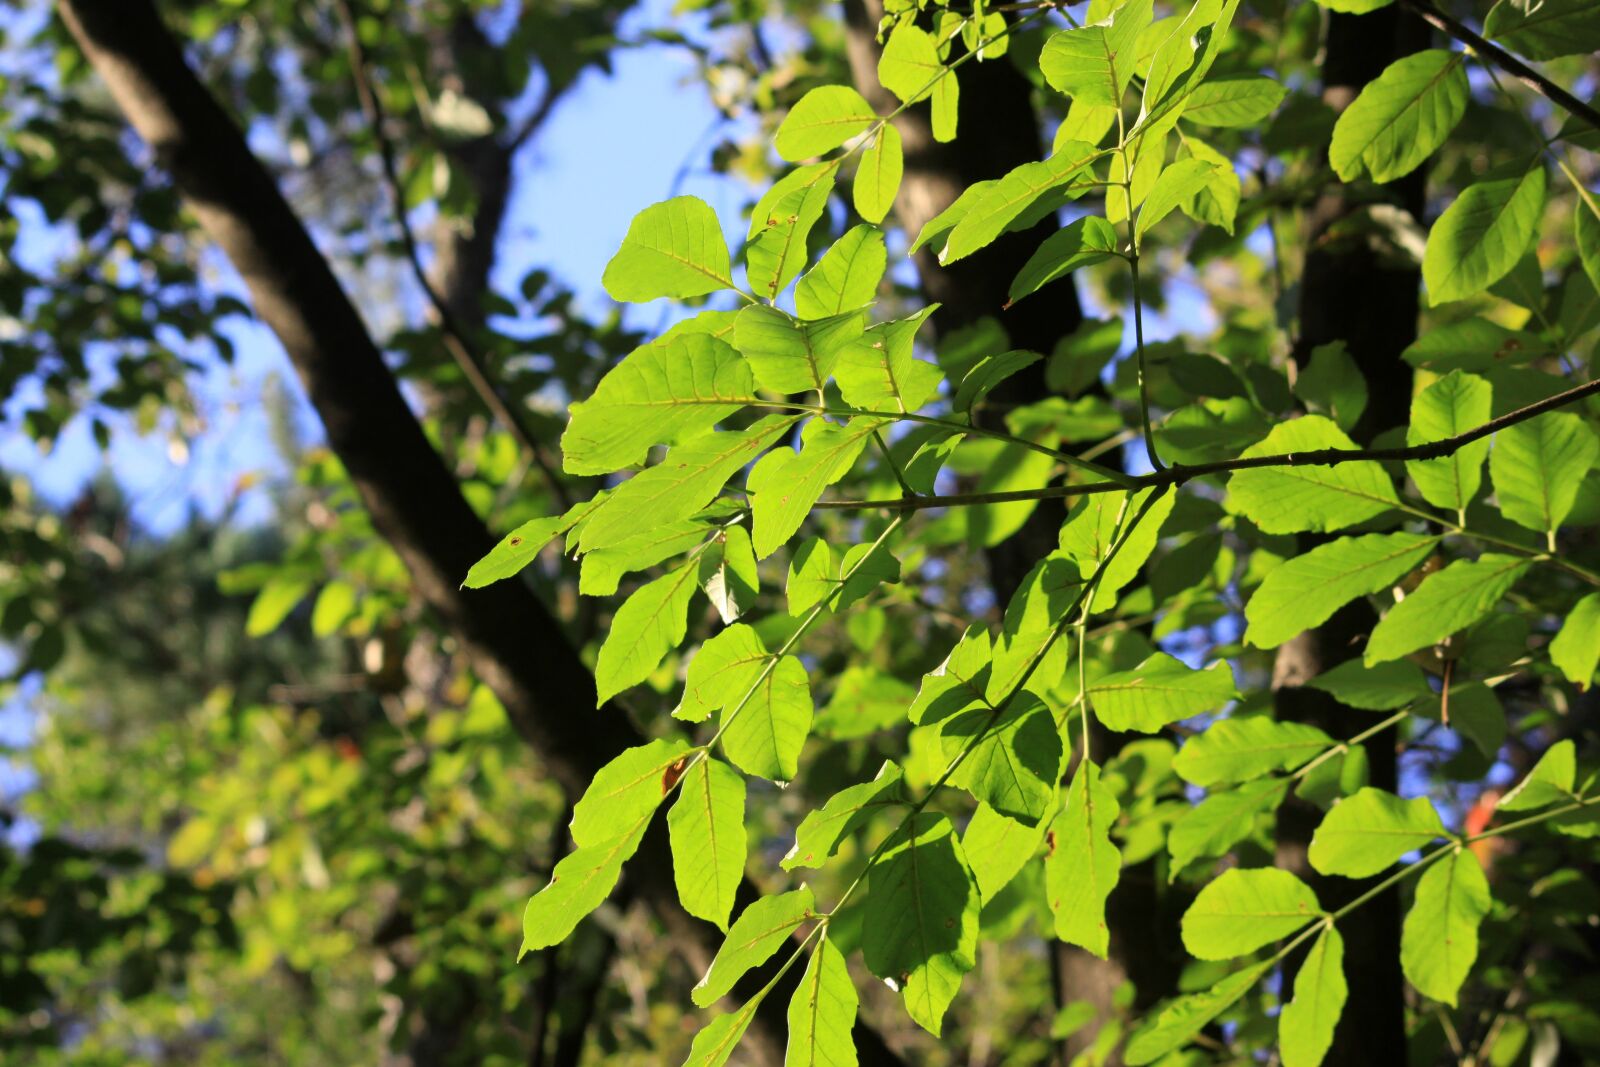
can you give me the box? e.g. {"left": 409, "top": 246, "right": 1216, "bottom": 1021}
{"left": 1273, "top": 9, "right": 1430, "bottom": 1065}
{"left": 56, "top": 3, "right": 906, "bottom": 1063}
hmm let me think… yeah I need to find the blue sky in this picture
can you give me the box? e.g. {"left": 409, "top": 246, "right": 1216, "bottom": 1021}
{"left": 0, "top": 0, "right": 744, "bottom": 537}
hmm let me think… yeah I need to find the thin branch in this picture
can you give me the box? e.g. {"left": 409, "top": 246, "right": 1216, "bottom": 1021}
{"left": 334, "top": 0, "right": 572, "bottom": 511}
{"left": 506, "top": 78, "right": 572, "bottom": 151}
{"left": 1400, "top": 0, "right": 1600, "bottom": 134}
{"left": 816, "top": 375, "right": 1600, "bottom": 510}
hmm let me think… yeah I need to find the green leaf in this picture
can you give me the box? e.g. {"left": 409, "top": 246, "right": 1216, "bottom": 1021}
{"left": 776, "top": 86, "right": 877, "bottom": 161}
{"left": 748, "top": 166, "right": 836, "bottom": 300}
{"left": 1176, "top": 136, "right": 1239, "bottom": 234}
{"left": 1406, "top": 371, "right": 1493, "bottom": 514}
{"left": 786, "top": 936, "right": 859, "bottom": 1067}
{"left": 1295, "top": 341, "right": 1367, "bottom": 433}
{"left": 463, "top": 515, "right": 568, "bottom": 588}
{"left": 1136, "top": 158, "right": 1218, "bottom": 240}
{"left": 692, "top": 886, "right": 815, "bottom": 1006}
{"left": 1059, "top": 486, "right": 1176, "bottom": 613}
{"left": 940, "top": 144, "right": 1100, "bottom": 265}
{"left": 748, "top": 418, "right": 883, "bottom": 558}
{"left": 1227, "top": 416, "right": 1399, "bottom": 534}
{"left": 1090, "top": 654, "right": 1237, "bottom": 733}
{"left": 1305, "top": 659, "right": 1433, "bottom": 710}
{"left": 1551, "top": 594, "right": 1600, "bottom": 690}
{"left": 1046, "top": 759, "right": 1122, "bottom": 956}
{"left": 1308, "top": 787, "right": 1446, "bottom": 878}
{"left": 595, "top": 561, "right": 700, "bottom": 705}
{"left": 1483, "top": 0, "right": 1600, "bottom": 60}
{"left": 1280, "top": 926, "right": 1347, "bottom": 1067}
{"left": 1173, "top": 717, "right": 1333, "bottom": 787}
{"left": 1400, "top": 316, "right": 1545, "bottom": 372}
{"left": 578, "top": 417, "right": 797, "bottom": 551}
{"left": 1039, "top": 0, "right": 1152, "bottom": 108}
{"left": 907, "top": 180, "right": 994, "bottom": 256}
{"left": 953, "top": 350, "right": 1043, "bottom": 413}
{"left": 963, "top": 801, "right": 1052, "bottom": 903}
{"left": 1400, "top": 849, "right": 1490, "bottom": 1006}
{"left": 682, "top": 999, "right": 761, "bottom": 1067}
{"left": 813, "top": 667, "right": 916, "bottom": 739}
{"left": 1365, "top": 554, "right": 1529, "bottom": 665}
{"left": 909, "top": 624, "right": 993, "bottom": 726}
{"left": 1328, "top": 50, "right": 1468, "bottom": 183}
{"left": 853, "top": 123, "right": 902, "bottom": 225}
{"left": 581, "top": 521, "right": 710, "bottom": 597}
{"left": 787, "top": 537, "right": 835, "bottom": 617}
{"left": 570, "top": 738, "right": 693, "bottom": 847}
{"left": 862, "top": 812, "right": 979, "bottom": 1035}
{"left": 1007, "top": 216, "right": 1121, "bottom": 306}
{"left": 1424, "top": 167, "right": 1546, "bottom": 306}
{"left": 834, "top": 307, "right": 943, "bottom": 412}
{"left": 1181, "top": 867, "right": 1321, "bottom": 960}
{"left": 602, "top": 195, "right": 734, "bottom": 302}
{"left": 1578, "top": 200, "right": 1600, "bottom": 294}
{"left": 1168, "top": 778, "right": 1289, "bottom": 875}
{"left": 982, "top": 564, "right": 1077, "bottom": 708}
{"left": 1498, "top": 740, "right": 1576, "bottom": 812}
{"left": 1138, "top": 0, "right": 1243, "bottom": 125}
{"left": 245, "top": 575, "right": 312, "bottom": 637}
{"left": 1490, "top": 412, "right": 1599, "bottom": 536}
{"left": 721, "top": 655, "right": 814, "bottom": 782}
{"left": 677, "top": 624, "right": 772, "bottom": 723}
{"left": 310, "top": 580, "right": 357, "bottom": 636}
{"left": 562, "top": 334, "right": 758, "bottom": 475}
{"left": 521, "top": 818, "right": 649, "bottom": 954}
{"left": 941, "top": 692, "right": 1063, "bottom": 825}
{"left": 734, "top": 306, "right": 865, "bottom": 395}
{"left": 1124, "top": 962, "right": 1270, "bottom": 1065}
{"left": 782, "top": 761, "right": 905, "bottom": 870}
{"left": 1180, "top": 75, "right": 1286, "bottom": 127}
{"left": 877, "top": 23, "right": 957, "bottom": 142}
{"left": 668, "top": 756, "right": 748, "bottom": 930}
{"left": 702, "top": 525, "right": 760, "bottom": 625}
{"left": 1244, "top": 533, "right": 1439, "bottom": 649}
{"left": 796, "top": 225, "right": 887, "bottom": 319}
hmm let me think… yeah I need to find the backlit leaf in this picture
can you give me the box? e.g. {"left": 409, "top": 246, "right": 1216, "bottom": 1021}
{"left": 602, "top": 195, "right": 734, "bottom": 301}
{"left": 1308, "top": 788, "right": 1446, "bottom": 878}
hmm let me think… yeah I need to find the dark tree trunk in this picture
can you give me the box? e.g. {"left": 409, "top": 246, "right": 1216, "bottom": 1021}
{"left": 1273, "top": 9, "right": 1431, "bottom": 1065}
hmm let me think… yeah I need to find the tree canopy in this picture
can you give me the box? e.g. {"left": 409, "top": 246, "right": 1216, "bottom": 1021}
{"left": 4, "top": 0, "right": 1600, "bottom": 1064}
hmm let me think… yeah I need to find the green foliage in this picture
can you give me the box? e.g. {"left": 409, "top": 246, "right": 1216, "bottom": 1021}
{"left": 1328, "top": 50, "right": 1468, "bottom": 183}
{"left": 19, "top": 0, "right": 1600, "bottom": 1060}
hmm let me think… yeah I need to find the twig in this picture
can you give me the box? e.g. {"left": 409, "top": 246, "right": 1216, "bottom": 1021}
{"left": 334, "top": 0, "right": 571, "bottom": 511}
{"left": 1400, "top": 0, "right": 1600, "bottom": 134}
{"left": 814, "top": 375, "right": 1600, "bottom": 510}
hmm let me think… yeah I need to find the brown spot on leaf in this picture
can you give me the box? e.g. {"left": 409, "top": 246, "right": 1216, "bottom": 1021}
{"left": 509, "top": 536, "right": 523, "bottom": 546}
{"left": 662, "top": 756, "right": 690, "bottom": 793}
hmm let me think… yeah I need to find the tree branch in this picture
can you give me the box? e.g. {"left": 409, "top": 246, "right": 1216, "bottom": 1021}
{"left": 334, "top": 0, "right": 571, "bottom": 511}
{"left": 815, "top": 376, "right": 1600, "bottom": 511}
{"left": 1399, "top": 0, "right": 1600, "bottom": 134}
